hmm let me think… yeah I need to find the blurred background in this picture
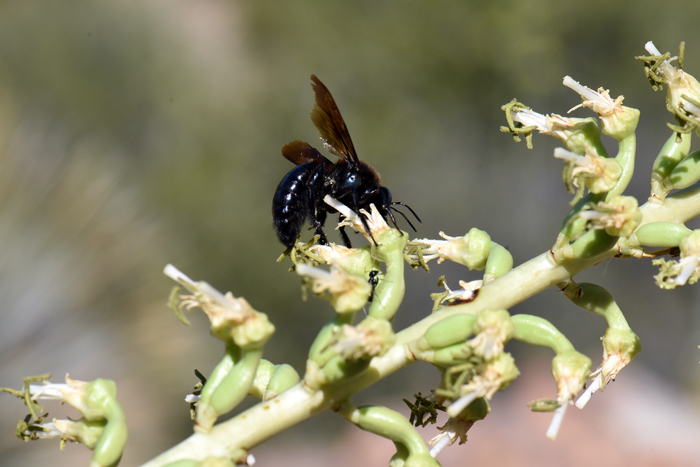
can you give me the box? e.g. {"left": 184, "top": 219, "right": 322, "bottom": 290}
{"left": 1, "top": 0, "right": 700, "bottom": 465}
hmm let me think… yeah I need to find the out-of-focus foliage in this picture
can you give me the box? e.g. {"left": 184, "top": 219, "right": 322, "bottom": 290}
{"left": 1, "top": 0, "right": 700, "bottom": 465}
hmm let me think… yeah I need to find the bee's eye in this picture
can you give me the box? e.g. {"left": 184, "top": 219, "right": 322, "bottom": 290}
{"left": 348, "top": 174, "right": 356, "bottom": 183}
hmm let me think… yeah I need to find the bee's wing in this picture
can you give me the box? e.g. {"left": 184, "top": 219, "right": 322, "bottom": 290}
{"left": 310, "top": 75, "right": 359, "bottom": 164}
{"left": 282, "top": 140, "right": 334, "bottom": 169}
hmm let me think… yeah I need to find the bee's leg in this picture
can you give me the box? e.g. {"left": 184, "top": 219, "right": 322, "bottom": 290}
{"left": 338, "top": 221, "right": 352, "bottom": 248}
{"left": 352, "top": 190, "right": 378, "bottom": 246}
{"left": 377, "top": 188, "right": 402, "bottom": 235}
{"left": 307, "top": 165, "right": 329, "bottom": 244}
{"left": 310, "top": 209, "right": 328, "bottom": 245}
{"left": 307, "top": 198, "right": 328, "bottom": 245}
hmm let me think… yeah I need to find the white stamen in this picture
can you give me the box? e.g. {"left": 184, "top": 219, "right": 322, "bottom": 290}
{"left": 164, "top": 264, "right": 195, "bottom": 287}
{"left": 185, "top": 394, "right": 201, "bottom": 403}
{"left": 198, "top": 282, "right": 235, "bottom": 307}
{"left": 429, "top": 432, "right": 453, "bottom": 457}
{"left": 577, "top": 210, "right": 608, "bottom": 221}
{"left": 28, "top": 384, "right": 71, "bottom": 400}
{"left": 645, "top": 41, "right": 661, "bottom": 56}
{"left": 295, "top": 263, "right": 332, "bottom": 281}
{"left": 447, "top": 391, "right": 478, "bottom": 418}
{"left": 546, "top": 403, "right": 568, "bottom": 440}
{"left": 575, "top": 373, "right": 602, "bottom": 408}
{"left": 553, "top": 147, "right": 584, "bottom": 163}
{"left": 30, "top": 422, "right": 62, "bottom": 439}
{"left": 683, "top": 101, "right": 700, "bottom": 118}
{"left": 563, "top": 76, "right": 599, "bottom": 103}
{"left": 512, "top": 108, "right": 548, "bottom": 130}
{"left": 324, "top": 195, "right": 358, "bottom": 222}
{"left": 674, "top": 256, "right": 700, "bottom": 286}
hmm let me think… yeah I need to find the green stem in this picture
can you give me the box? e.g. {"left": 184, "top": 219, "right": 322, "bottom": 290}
{"left": 562, "top": 282, "right": 630, "bottom": 330}
{"left": 140, "top": 189, "right": 700, "bottom": 466}
{"left": 87, "top": 380, "right": 128, "bottom": 467}
{"left": 510, "top": 314, "right": 575, "bottom": 354}
{"left": 369, "top": 229, "right": 407, "bottom": 321}
{"left": 337, "top": 401, "right": 440, "bottom": 467}
{"left": 606, "top": 132, "right": 636, "bottom": 200}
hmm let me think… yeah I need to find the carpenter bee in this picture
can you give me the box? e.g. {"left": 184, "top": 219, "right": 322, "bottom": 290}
{"left": 272, "top": 75, "right": 420, "bottom": 248}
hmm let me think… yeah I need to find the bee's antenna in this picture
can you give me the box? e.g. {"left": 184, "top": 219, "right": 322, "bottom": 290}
{"left": 391, "top": 202, "right": 422, "bottom": 223}
{"left": 389, "top": 206, "right": 417, "bottom": 232}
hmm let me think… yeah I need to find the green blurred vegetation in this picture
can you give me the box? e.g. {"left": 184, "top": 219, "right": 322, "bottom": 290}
{"left": 1, "top": 0, "right": 700, "bottom": 465}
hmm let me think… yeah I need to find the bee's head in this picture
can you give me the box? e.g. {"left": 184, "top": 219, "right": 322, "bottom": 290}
{"left": 333, "top": 161, "right": 382, "bottom": 202}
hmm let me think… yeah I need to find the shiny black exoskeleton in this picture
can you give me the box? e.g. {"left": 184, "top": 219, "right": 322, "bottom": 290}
{"left": 272, "top": 75, "right": 420, "bottom": 248}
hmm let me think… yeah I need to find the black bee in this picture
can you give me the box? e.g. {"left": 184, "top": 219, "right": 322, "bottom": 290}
{"left": 272, "top": 75, "right": 420, "bottom": 248}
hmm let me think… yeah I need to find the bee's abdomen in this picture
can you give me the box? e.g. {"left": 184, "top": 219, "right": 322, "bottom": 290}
{"left": 272, "top": 163, "right": 315, "bottom": 247}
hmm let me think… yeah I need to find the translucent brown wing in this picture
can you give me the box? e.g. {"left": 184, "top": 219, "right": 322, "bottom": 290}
{"left": 310, "top": 75, "right": 359, "bottom": 164}
{"left": 281, "top": 140, "right": 334, "bottom": 168}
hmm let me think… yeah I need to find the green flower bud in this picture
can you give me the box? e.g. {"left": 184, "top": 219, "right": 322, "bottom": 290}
{"left": 650, "top": 133, "right": 692, "bottom": 202}
{"left": 483, "top": 245, "right": 513, "bottom": 282}
{"left": 557, "top": 228, "right": 619, "bottom": 261}
{"left": 417, "top": 314, "right": 478, "bottom": 351}
{"left": 634, "top": 222, "right": 691, "bottom": 248}
{"left": 320, "top": 355, "right": 370, "bottom": 385}
{"left": 263, "top": 364, "right": 300, "bottom": 401}
{"left": 669, "top": 149, "right": 700, "bottom": 190}
{"left": 429, "top": 342, "right": 473, "bottom": 367}
{"left": 196, "top": 348, "right": 263, "bottom": 431}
